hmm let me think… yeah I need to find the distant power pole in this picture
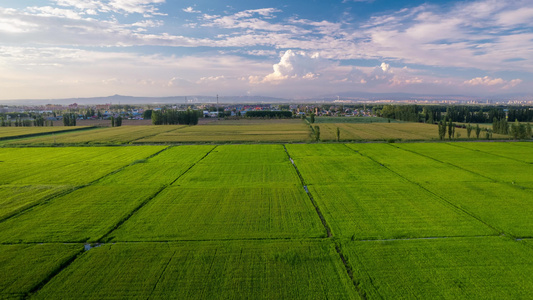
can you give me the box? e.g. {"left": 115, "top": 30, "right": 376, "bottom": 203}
{"left": 217, "top": 94, "right": 219, "bottom": 106}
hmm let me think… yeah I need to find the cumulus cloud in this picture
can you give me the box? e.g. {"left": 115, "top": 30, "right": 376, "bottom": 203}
{"left": 464, "top": 76, "right": 522, "bottom": 89}
{"left": 53, "top": 0, "right": 165, "bottom": 16}
{"left": 183, "top": 7, "right": 200, "bottom": 14}
{"left": 255, "top": 50, "right": 332, "bottom": 83}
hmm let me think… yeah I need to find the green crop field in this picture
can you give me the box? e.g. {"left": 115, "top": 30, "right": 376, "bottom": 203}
{"left": 6, "top": 125, "right": 184, "bottom": 145}
{"left": 135, "top": 119, "right": 311, "bottom": 143}
{"left": 0, "top": 126, "right": 89, "bottom": 140}
{"left": 308, "top": 184, "right": 495, "bottom": 240}
{"left": 314, "top": 116, "right": 400, "bottom": 123}
{"left": 342, "top": 237, "right": 533, "bottom": 299}
{"left": 34, "top": 241, "right": 359, "bottom": 299}
{"left": 0, "top": 244, "right": 83, "bottom": 299}
{"left": 0, "top": 142, "right": 532, "bottom": 299}
{"left": 314, "top": 122, "right": 509, "bottom": 141}
{"left": 396, "top": 142, "right": 533, "bottom": 188}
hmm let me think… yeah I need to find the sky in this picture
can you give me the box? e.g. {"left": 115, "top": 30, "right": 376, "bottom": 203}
{"left": 0, "top": 0, "right": 532, "bottom": 100}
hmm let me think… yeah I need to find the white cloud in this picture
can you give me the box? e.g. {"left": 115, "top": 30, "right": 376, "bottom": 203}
{"left": 464, "top": 76, "right": 522, "bottom": 89}
{"left": 52, "top": 0, "right": 165, "bottom": 16}
{"left": 183, "top": 7, "right": 200, "bottom": 13}
{"left": 257, "top": 50, "right": 332, "bottom": 83}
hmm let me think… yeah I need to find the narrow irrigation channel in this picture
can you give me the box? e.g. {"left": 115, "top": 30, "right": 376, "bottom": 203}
{"left": 25, "top": 145, "right": 218, "bottom": 298}
{"left": 283, "top": 144, "right": 370, "bottom": 299}
{"left": 282, "top": 145, "right": 331, "bottom": 238}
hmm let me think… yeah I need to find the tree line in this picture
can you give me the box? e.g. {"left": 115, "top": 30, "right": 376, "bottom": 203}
{"left": 151, "top": 109, "right": 200, "bottom": 125}
{"left": 377, "top": 105, "right": 532, "bottom": 124}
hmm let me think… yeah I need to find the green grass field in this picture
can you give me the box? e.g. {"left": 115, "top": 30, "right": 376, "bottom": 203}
{"left": 314, "top": 116, "right": 400, "bottom": 123}
{"left": 343, "top": 237, "right": 533, "bottom": 299}
{"left": 34, "top": 241, "right": 359, "bottom": 299}
{"left": 0, "top": 142, "right": 532, "bottom": 298}
{"left": 6, "top": 125, "right": 183, "bottom": 145}
{"left": 136, "top": 119, "right": 311, "bottom": 143}
{"left": 0, "top": 126, "right": 89, "bottom": 140}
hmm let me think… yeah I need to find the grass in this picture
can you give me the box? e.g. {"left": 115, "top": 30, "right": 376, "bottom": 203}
{"left": 0, "top": 126, "right": 89, "bottom": 140}
{"left": 285, "top": 144, "right": 404, "bottom": 185}
{"left": 308, "top": 183, "right": 495, "bottom": 240}
{"left": 33, "top": 241, "right": 359, "bottom": 299}
{"left": 342, "top": 237, "right": 533, "bottom": 299}
{"left": 135, "top": 119, "right": 311, "bottom": 143}
{"left": 347, "top": 143, "right": 491, "bottom": 183}
{"left": 423, "top": 182, "right": 533, "bottom": 237}
{"left": 396, "top": 142, "right": 533, "bottom": 187}
{"left": 108, "top": 186, "right": 325, "bottom": 241}
{"left": 0, "top": 185, "right": 72, "bottom": 221}
{"left": 0, "top": 243, "right": 82, "bottom": 299}
{"left": 0, "top": 185, "right": 163, "bottom": 243}
{"left": 0, "top": 146, "right": 165, "bottom": 185}
{"left": 0, "top": 142, "right": 532, "bottom": 298}
{"left": 6, "top": 126, "right": 183, "bottom": 145}
{"left": 314, "top": 122, "right": 509, "bottom": 141}
{"left": 314, "top": 116, "right": 400, "bottom": 123}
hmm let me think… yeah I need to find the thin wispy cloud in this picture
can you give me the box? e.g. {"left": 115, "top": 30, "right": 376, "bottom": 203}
{"left": 0, "top": 0, "right": 531, "bottom": 99}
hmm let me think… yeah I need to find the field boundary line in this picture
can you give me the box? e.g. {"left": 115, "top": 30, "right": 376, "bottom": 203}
{"left": 344, "top": 144, "right": 504, "bottom": 236}
{"left": 446, "top": 142, "right": 532, "bottom": 165}
{"left": 0, "top": 146, "right": 172, "bottom": 225}
{"left": 98, "top": 145, "right": 217, "bottom": 242}
{"left": 283, "top": 145, "right": 332, "bottom": 238}
{"left": 24, "top": 246, "right": 86, "bottom": 299}
{"left": 387, "top": 143, "right": 498, "bottom": 182}
{"left": 0, "top": 126, "right": 98, "bottom": 143}
{"left": 147, "top": 247, "right": 178, "bottom": 299}
{"left": 393, "top": 143, "right": 531, "bottom": 190}
{"left": 129, "top": 125, "right": 186, "bottom": 144}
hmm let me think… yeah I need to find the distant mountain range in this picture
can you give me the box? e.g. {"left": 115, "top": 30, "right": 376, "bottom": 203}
{"left": 1, "top": 92, "right": 532, "bottom": 106}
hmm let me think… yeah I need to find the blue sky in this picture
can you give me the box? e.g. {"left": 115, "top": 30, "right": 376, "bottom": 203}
{"left": 0, "top": 0, "right": 532, "bottom": 100}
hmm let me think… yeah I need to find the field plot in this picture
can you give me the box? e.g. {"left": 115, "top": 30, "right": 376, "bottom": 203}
{"left": 0, "top": 243, "right": 82, "bottom": 299}
{"left": 285, "top": 144, "right": 404, "bottom": 185}
{"left": 396, "top": 143, "right": 533, "bottom": 187}
{"left": 34, "top": 241, "right": 359, "bottom": 299}
{"left": 315, "top": 116, "right": 400, "bottom": 123}
{"left": 135, "top": 120, "right": 311, "bottom": 143}
{"left": 0, "top": 146, "right": 165, "bottom": 185}
{"left": 308, "top": 184, "right": 494, "bottom": 239}
{"left": 0, "top": 126, "right": 89, "bottom": 140}
{"left": 316, "top": 123, "right": 508, "bottom": 141}
{"left": 98, "top": 145, "right": 214, "bottom": 186}
{"left": 423, "top": 182, "right": 533, "bottom": 237}
{"left": 0, "top": 185, "right": 71, "bottom": 221}
{"left": 342, "top": 237, "right": 533, "bottom": 299}
{"left": 452, "top": 141, "right": 533, "bottom": 163}
{"left": 346, "top": 143, "right": 489, "bottom": 183}
{"left": 0, "top": 185, "right": 162, "bottom": 243}
{"left": 109, "top": 186, "right": 325, "bottom": 241}
{"left": 7, "top": 125, "right": 182, "bottom": 145}
{"left": 111, "top": 144, "right": 324, "bottom": 240}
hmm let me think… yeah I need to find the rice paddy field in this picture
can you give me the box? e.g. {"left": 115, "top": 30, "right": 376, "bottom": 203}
{"left": 1, "top": 142, "right": 532, "bottom": 299}
{"left": 0, "top": 126, "right": 90, "bottom": 141}
{"left": 1, "top": 119, "right": 513, "bottom": 145}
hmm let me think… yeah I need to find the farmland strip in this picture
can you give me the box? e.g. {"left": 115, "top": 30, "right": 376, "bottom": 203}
{"left": 344, "top": 144, "right": 503, "bottom": 236}
{"left": 283, "top": 146, "right": 369, "bottom": 298}
{"left": 386, "top": 143, "right": 496, "bottom": 182}
{"left": 25, "top": 247, "right": 85, "bottom": 299}
{"left": 395, "top": 143, "right": 531, "bottom": 190}
{"left": 0, "top": 147, "right": 171, "bottom": 225}
{"left": 147, "top": 248, "right": 178, "bottom": 299}
{"left": 283, "top": 145, "right": 332, "bottom": 238}
{"left": 447, "top": 142, "right": 532, "bottom": 164}
{"left": 0, "top": 126, "right": 96, "bottom": 142}
{"left": 98, "top": 145, "right": 217, "bottom": 242}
